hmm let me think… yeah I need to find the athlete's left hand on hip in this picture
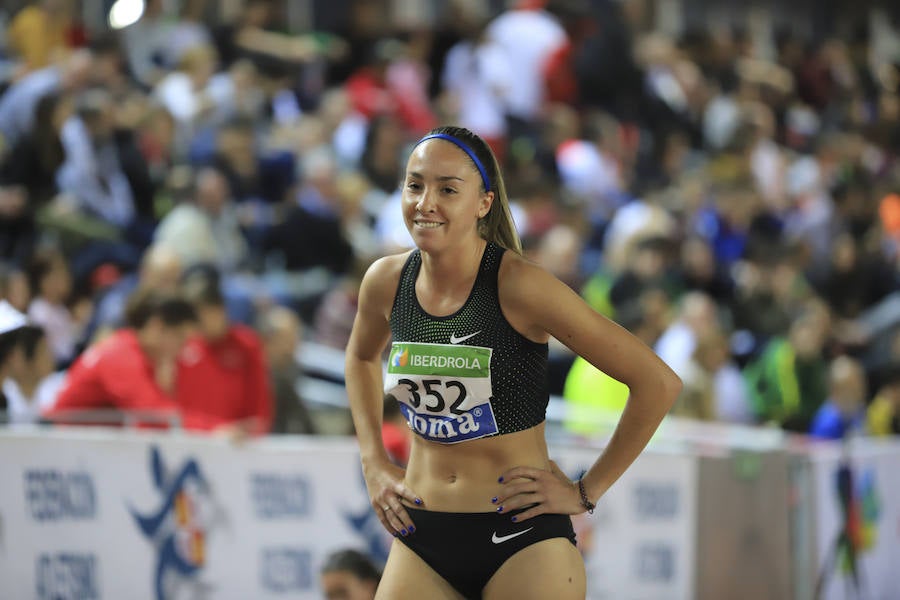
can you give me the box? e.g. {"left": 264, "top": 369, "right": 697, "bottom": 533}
{"left": 493, "top": 460, "right": 584, "bottom": 522}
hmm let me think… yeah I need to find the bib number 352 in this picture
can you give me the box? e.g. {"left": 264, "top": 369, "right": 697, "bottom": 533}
{"left": 397, "top": 378, "right": 467, "bottom": 414}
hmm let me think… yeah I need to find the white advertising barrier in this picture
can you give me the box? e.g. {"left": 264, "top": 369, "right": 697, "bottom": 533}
{"left": 554, "top": 445, "right": 698, "bottom": 600}
{"left": 804, "top": 438, "right": 900, "bottom": 600}
{"left": 0, "top": 429, "right": 696, "bottom": 600}
{"left": 0, "top": 429, "right": 390, "bottom": 600}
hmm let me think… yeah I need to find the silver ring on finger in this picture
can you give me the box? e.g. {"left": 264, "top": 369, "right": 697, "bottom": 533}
{"left": 382, "top": 505, "right": 391, "bottom": 512}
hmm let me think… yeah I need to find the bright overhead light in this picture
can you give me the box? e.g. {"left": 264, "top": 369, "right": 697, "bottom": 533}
{"left": 108, "top": 0, "right": 145, "bottom": 29}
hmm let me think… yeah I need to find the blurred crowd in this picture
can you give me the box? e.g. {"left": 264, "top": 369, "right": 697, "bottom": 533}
{"left": 0, "top": 0, "right": 899, "bottom": 444}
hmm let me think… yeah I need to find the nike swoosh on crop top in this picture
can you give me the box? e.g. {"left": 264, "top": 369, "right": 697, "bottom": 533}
{"left": 385, "top": 243, "right": 549, "bottom": 443}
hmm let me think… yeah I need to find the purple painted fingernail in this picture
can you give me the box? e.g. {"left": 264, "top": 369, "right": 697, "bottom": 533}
{"left": 498, "top": 476, "right": 504, "bottom": 483}
{"left": 408, "top": 525, "right": 415, "bottom": 533}
{"left": 497, "top": 506, "right": 503, "bottom": 513}
{"left": 401, "top": 528, "right": 408, "bottom": 536}
{"left": 414, "top": 498, "right": 422, "bottom": 505}
{"left": 511, "top": 516, "right": 518, "bottom": 522}
{"left": 491, "top": 496, "right": 498, "bottom": 503}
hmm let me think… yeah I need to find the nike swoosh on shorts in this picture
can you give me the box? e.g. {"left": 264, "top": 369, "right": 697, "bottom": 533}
{"left": 491, "top": 528, "right": 534, "bottom": 544}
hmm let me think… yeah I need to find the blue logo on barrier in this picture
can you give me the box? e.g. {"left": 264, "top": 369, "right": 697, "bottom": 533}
{"left": 259, "top": 547, "right": 313, "bottom": 592}
{"left": 342, "top": 469, "right": 393, "bottom": 565}
{"left": 635, "top": 542, "right": 675, "bottom": 582}
{"left": 129, "top": 446, "right": 225, "bottom": 600}
{"left": 25, "top": 470, "right": 96, "bottom": 521}
{"left": 251, "top": 474, "right": 311, "bottom": 519}
{"left": 36, "top": 552, "right": 99, "bottom": 599}
{"left": 634, "top": 483, "right": 678, "bottom": 520}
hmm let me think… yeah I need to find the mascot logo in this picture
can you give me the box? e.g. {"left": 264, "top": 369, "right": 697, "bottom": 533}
{"left": 130, "top": 447, "right": 225, "bottom": 600}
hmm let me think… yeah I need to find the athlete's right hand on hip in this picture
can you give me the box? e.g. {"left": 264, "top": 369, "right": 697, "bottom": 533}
{"left": 362, "top": 457, "right": 423, "bottom": 537}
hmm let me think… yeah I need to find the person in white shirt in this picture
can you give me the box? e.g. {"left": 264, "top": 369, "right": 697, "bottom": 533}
{"left": 120, "top": 0, "right": 173, "bottom": 88}
{"left": 486, "top": 3, "right": 566, "bottom": 123}
{"left": 56, "top": 89, "right": 136, "bottom": 228}
{"left": 3, "top": 325, "right": 63, "bottom": 425}
{"left": 442, "top": 19, "right": 513, "bottom": 154}
{"left": 0, "top": 299, "right": 28, "bottom": 421}
{"left": 152, "top": 44, "right": 219, "bottom": 145}
{"left": 154, "top": 167, "right": 248, "bottom": 274}
{"left": 154, "top": 167, "right": 264, "bottom": 325}
{"left": 0, "top": 299, "right": 28, "bottom": 371}
{"left": 655, "top": 292, "right": 751, "bottom": 423}
{"left": 26, "top": 247, "right": 84, "bottom": 366}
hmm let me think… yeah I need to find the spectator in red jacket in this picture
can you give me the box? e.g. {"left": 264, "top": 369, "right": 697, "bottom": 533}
{"left": 177, "top": 271, "right": 272, "bottom": 437}
{"left": 45, "top": 289, "right": 198, "bottom": 428}
{"left": 381, "top": 393, "right": 411, "bottom": 467}
{"left": 344, "top": 38, "right": 436, "bottom": 135}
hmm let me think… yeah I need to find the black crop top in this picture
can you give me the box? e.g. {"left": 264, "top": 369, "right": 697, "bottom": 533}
{"left": 385, "top": 243, "right": 549, "bottom": 444}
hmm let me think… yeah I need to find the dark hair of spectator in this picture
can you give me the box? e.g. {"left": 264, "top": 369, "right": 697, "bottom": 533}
{"left": 0, "top": 263, "right": 24, "bottom": 299}
{"left": 124, "top": 289, "right": 197, "bottom": 329}
{"left": 25, "top": 248, "right": 65, "bottom": 299}
{"left": 545, "top": 0, "right": 592, "bottom": 21}
{"left": 320, "top": 549, "right": 382, "bottom": 583}
{"left": 615, "top": 303, "right": 647, "bottom": 334}
{"left": 87, "top": 32, "right": 122, "bottom": 57}
{"left": 362, "top": 114, "right": 402, "bottom": 193}
{"left": 0, "top": 329, "right": 21, "bottom": 367}
{"left": 16, "top": 325, "right": 46, "bottom": 362}
{"left": 874, "top": 363, "right": 900, "bottom": 390}
{"left": 182, "top": 271, "right": 226, "bottom": 308}
{"left": 32, "top": 93, "right": 67, "bottom": 173}
{"left": 219, "top": 114, "right": 256, "bottom": 136}
{"left": 74, "top": 87, "right": 113, "bottom": 121}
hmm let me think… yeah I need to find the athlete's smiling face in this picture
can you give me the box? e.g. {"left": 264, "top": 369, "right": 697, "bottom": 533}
{"left": 402, "top": 139, "right": 493, "bottom": 252}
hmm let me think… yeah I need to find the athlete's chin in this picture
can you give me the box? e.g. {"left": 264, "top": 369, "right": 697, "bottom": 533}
{"left": 409, "top": 229, "right": 446, "bottom": 250}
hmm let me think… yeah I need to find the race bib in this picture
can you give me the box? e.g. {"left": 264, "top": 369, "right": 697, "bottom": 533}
{"left": 385, "top": 342, "right": 498, "bottom": 443}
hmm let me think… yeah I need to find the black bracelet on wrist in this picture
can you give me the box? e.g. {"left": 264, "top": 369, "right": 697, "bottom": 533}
{"left": 577, "top": 471, "right": 595, "bottom": 515}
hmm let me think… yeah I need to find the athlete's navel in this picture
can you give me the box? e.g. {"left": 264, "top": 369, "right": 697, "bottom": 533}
{"left": 446, "top": 474, "right": 457, "bottom": 484}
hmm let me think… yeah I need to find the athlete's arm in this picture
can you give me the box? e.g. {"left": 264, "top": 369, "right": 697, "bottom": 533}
{"left": 499, "top": 256, "right": 681, "bottom": 507}
{"left": 345, "top": 254, "right": 421, "bottom": 534}
{"left": 345, "top": 256, "right": 397, "bottom": 463}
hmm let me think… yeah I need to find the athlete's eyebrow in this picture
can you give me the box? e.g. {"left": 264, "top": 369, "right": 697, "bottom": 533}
{"left": 407, "top": 171, "right": 466, "bottom": 183}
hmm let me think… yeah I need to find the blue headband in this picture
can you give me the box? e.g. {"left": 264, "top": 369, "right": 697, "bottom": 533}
{"left": 413, "top": 133, "right": 491, "bottom": 192}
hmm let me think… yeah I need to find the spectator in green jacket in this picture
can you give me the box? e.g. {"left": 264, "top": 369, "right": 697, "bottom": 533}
{"left": 744, "top": 305, "right": 830, "bottom": 431}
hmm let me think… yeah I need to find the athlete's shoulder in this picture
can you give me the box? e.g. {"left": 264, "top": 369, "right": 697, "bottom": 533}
{"left": 497, "top": 249, "right": 565, "bottom": 309}
{"left": 368, "top": 250, "right": 414, "bottom": 277}
{"left": 364, "top": 250, "right": 413, "bottom": 285}
{"left": 497, "top": 249, "right": 551, "bottom": 286}
{"left": 360, "top": 250, "right": 415, "bottom": 307}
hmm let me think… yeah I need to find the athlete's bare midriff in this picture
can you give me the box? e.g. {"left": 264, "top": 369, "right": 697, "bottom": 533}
{"left": 402, "top": 422, "right": 550, "bottom": 512}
